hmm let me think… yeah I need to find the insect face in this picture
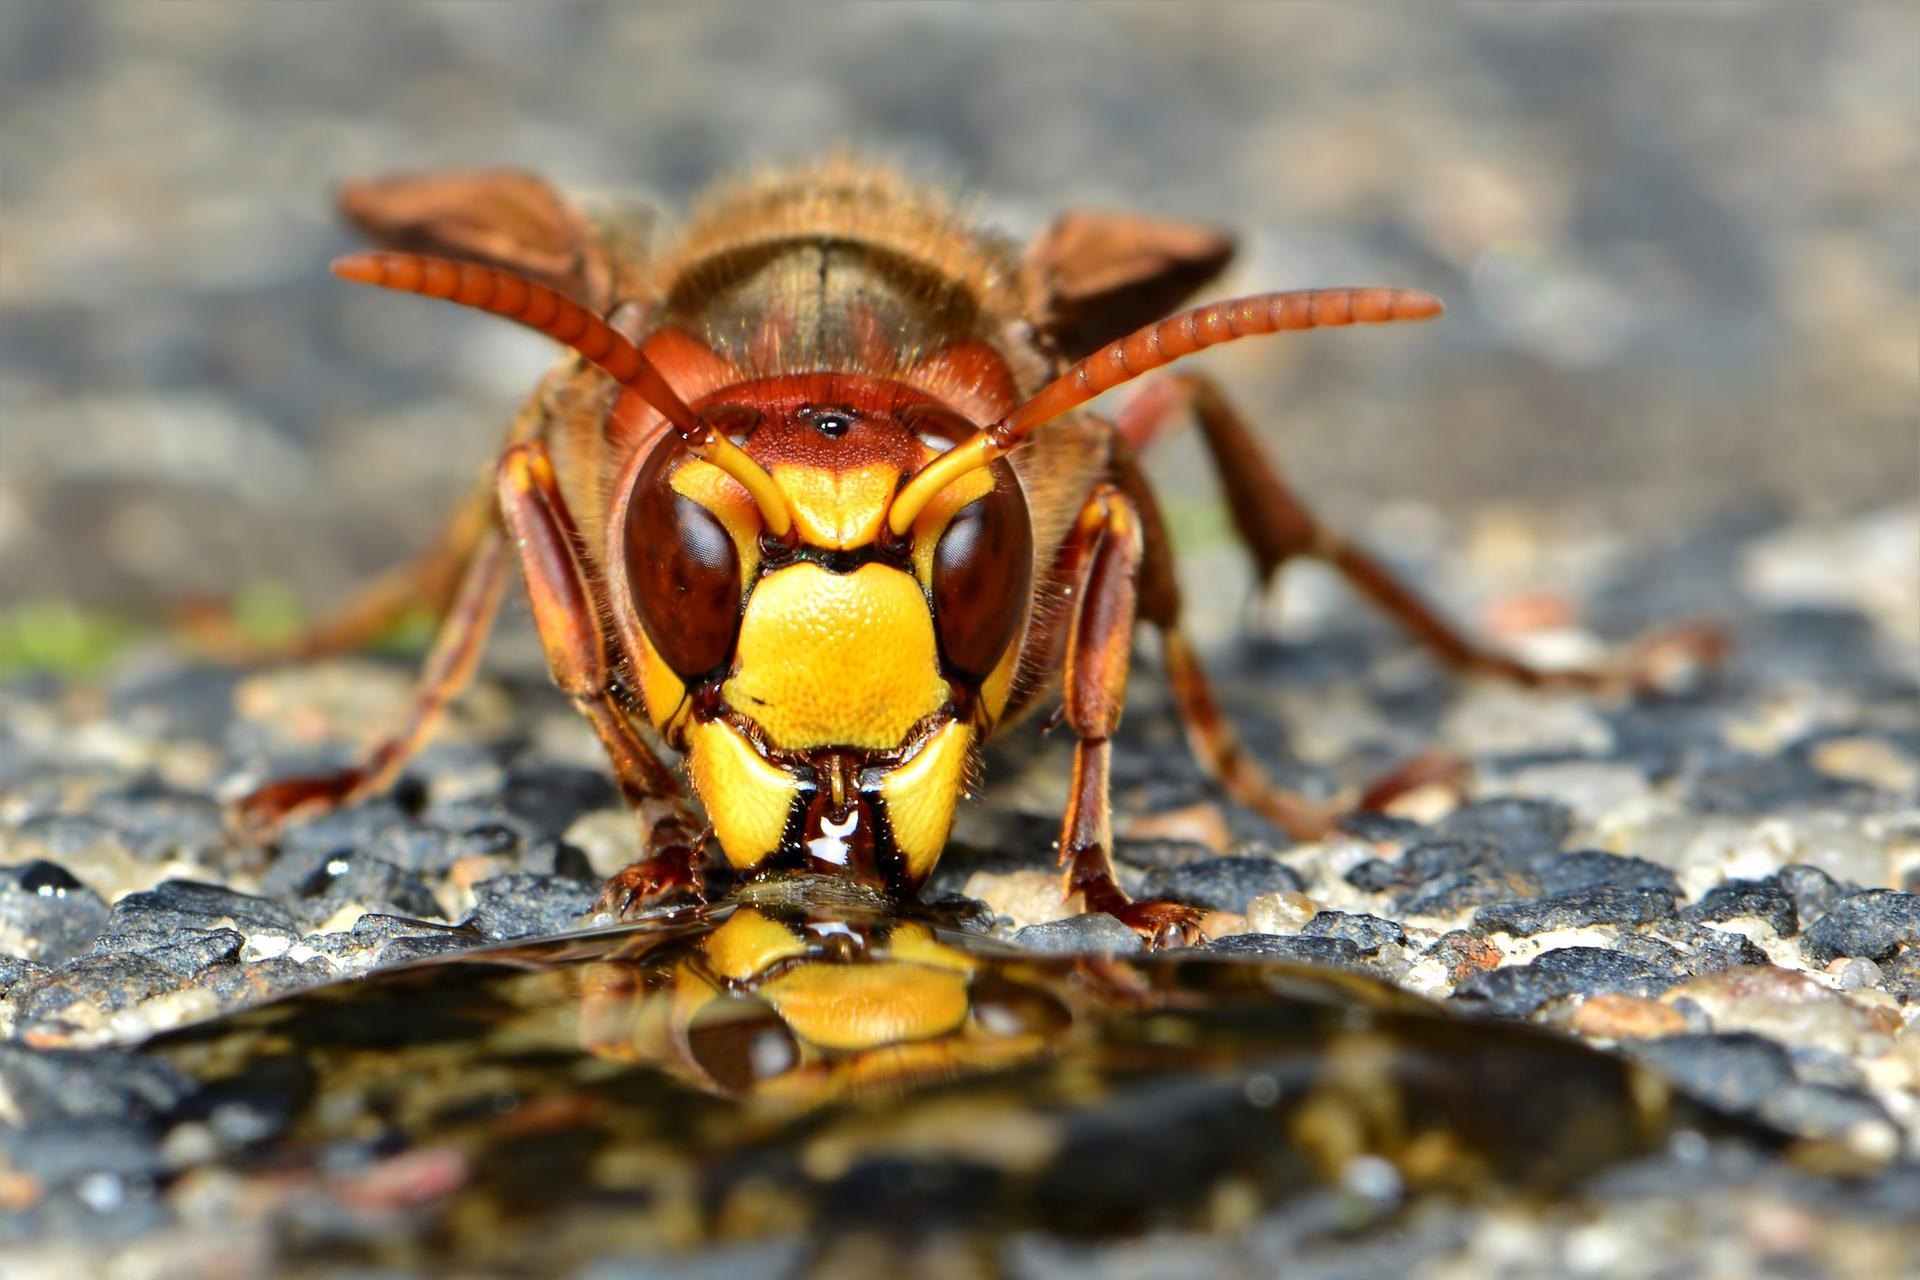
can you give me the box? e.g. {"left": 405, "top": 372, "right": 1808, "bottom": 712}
{"left": 605, "top": 376, "right": 1035, "bottom": 891}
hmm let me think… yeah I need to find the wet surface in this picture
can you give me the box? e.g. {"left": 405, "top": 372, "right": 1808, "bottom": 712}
{"left": 105, "top": 878, "right": 1767, "bottom": 1275}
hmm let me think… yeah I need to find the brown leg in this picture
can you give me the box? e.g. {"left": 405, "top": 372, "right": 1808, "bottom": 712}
{"left": 1055, "top": 484, "right": 1208, "bottom": 948}
{"left": 235, "top": 525, "right": 511, "bottom": 831}
{"left": 1116, "top": 374, "right": 1726, "bottom": 694}
{"left": 492, "top": 442, "right": 704, "bottom": 917}
{"left": 1112, "top": 446, "right": 1467, "bottom": 842}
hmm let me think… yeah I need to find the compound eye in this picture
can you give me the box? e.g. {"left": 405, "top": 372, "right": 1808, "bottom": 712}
{"left": 625, "top": 438, "right": 744, "bottom": 680}
{"left": 684, "top": 995, "right": 799, "bottom": 1093}
{"left": 901, "top": 402, "right": 978, "bottom": 452}
{"left": 930, "top": 461, "right": 1033, "bottom": 682}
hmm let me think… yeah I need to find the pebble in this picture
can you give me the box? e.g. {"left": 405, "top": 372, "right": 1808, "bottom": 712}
{"left": 193, "top": 956, "right": 334, "bottom": 1008}
{"left": 81, "top": 786, "right": 230, "bottom": 864}
{"left": 1139, "top": 855, "right": 1304, "bottom": 913}
{"left": 8, "top": 953, "right": 180, "bottom": 1033}
{"left": 963, "top": 870, "right": 1072, "bottom": 932}
{"left": 1662, "top": 966, "right": 1898, "bottom": 1059}
{"left": 258, "top": 847, "right": 446, "bottom": 931}
{"left": 1531, "top": 850, "right": 1680, "bottom": 898}
{"left": 461, "top": 874, "right": 599, "bottom": 941}
{"left": 1808, "top": 736, "right": 1920, "bottom": 796}
{"left": 1454, "top": 947, "right": 1672, "bottom": 1017}
{"left": 101, "top": 880, "right": 298, "bottom": 950}
{"left": 1825, "top": 957, "right": 1882, "bottom": 990}
{"left": 1399, "top": 864, "right": 1545, "bottom": 918}
{"left": 1627, "top": 1032, "right": 1798, "bottom": 1112}
{"left": 1658, "top": 923, "right": 1773, "bottom": 974}
{"left": 1774, "top": 864, "right": 1851, "bottom": 926}
{"left": 1345, "top": 838, "right": 1511, "bottom": 895}
{"left": 1245, "top": 891, "right": 1320, "bottom": 935}
{"left": 1201, "top": 934, "right": 1362, "bottom": 966}
{"left": 1299, "top": 911, "right": 1406, "bottom": 955}
{"left": 1473, "top": 886, "right": 1677, "bottom": 936}
{"left": 307, "top": 913, "right": 481, "bottom": 968}
{"left": 1801, "top": 890, "right": 1920, "bottom": 965}
{"left": 1011, "top": 914, "right": 1141, "bottom": 956}
{"left": 1681, "top": 880, "right": 1799, "bottom": 937}
{"left": 0, "top": 861, "right": 110, "bottom": 965}
{"left": 1422, "top": 931, "right": 1504, "bottom": 985}
{"left": 1569, "top": 993, "right": 1690, "bottom": 1041}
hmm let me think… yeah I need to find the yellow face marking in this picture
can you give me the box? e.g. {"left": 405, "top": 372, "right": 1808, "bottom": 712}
{"left": 978, "top": 616, "right": 1026, "bottom": 725}
{"left": 758, "top": 960, "right": 970, "bottom": 1050}
{"left": 704, "top": 908, "right": 808, "bottom": 981}
{"left": 671, "top": 459, "right": 763, "bottom": 585}
{"left": 771, "top": 462, "right": 900, "bottom": 550}
{"left": 878, "top": 719, "right": 973, "bottom": 884}
{"left": 724, "top": 563, "right": 948, "bottom": 750}
{"left": 883, "top": 920, "right": 978, "bottom": 974}
{"left": 630, "top": 622, "right": 689, "bottom": 735}
{"left": 684, "top": 719, "right": 800, "bottom": 869}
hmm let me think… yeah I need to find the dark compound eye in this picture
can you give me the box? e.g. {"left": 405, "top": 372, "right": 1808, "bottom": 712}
{"left": 930, "top": 461, "right": 1033, "bottom": 682}
{"left": 702, "top": 402, "right": 763, "bottom": 444}
{"left": 968, "top": 977, "right": 1072, "bottom": 1038}
{"left": 684, "top": 995, "right": 799, "bottom": 1092}
{"left": 900, "top": 402, "right": 978, "bottom": 451}
{"left": 625, "top": 436, "right": 744, "bottom": 680}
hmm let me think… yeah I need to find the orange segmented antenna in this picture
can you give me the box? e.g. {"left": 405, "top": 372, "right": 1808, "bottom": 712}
{"left": 887, "top": 287, "right": 1443, "bottom": 536}
{"left": 332, "top": 253, "right": 792, "bottom": 536}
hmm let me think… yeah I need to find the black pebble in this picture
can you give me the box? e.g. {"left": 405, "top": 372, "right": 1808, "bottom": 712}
{"left": 1200, "top": 933, "right": 1362, "bottom": 966}
{"left": 1627, "top": 1032, "right": 1797, "bottom": 1112}
{"left": 0, "top": 860, "right": 110, "bottom": 966}
{"left": 1682, "top": 880, "right": 1798, "bottom": 937}
{"left": 1474, "top": 886, "right": 1677, "bottom": 936}
{"left": 461, "top": 873, "right": 600, "bottom": 941}
{"left": 1801, "top": 890, "right": 1920, "bottom": 965}
{"left": 1454, "top": 946, "right": 1671, "bottom": 1017}
{"left": 1532, "top": 850, "right": 1680, "bottom": 897}
{"left": 1300, "top": 911, "right": 1406, "bottom": 954}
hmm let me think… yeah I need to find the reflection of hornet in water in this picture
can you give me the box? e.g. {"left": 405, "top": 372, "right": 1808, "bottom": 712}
{"left": 227, "top": 159, "right": 1725, "bottom": 944}
{"left": 577, "top": 890, "right": 1072, "bottom": 1100}
{"left": 148, "top": 879, "right": 1804, "bottom": 1273}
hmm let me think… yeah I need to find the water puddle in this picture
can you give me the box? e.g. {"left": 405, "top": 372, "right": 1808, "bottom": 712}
{"left": 145, "top": 877, "right": 1758, "bottom": 1274}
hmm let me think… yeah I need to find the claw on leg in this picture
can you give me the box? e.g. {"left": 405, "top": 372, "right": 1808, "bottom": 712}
{"left": 592, "top": 809, "right": 709, "bottom": 920}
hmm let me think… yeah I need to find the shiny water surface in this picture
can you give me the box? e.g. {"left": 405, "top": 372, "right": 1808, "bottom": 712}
{"left": 146, "top": 878, "right": 1743, "bottom": 1274}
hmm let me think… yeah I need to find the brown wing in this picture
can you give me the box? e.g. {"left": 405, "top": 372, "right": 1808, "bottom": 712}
{"left": 336, "top": 169, "right": 615, "bottom": 311}
{"left": 1027, "top": 210, "right": 1237, "bottom": 360}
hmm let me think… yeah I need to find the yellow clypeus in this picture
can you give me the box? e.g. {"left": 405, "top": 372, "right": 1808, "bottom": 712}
{"left": 723, "top": 563, "right": 948, "bottom": 750}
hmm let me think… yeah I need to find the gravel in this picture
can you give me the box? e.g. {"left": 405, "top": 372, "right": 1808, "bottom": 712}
{"left": 2, "top": 5, "right": 1915, "bottom": 1274}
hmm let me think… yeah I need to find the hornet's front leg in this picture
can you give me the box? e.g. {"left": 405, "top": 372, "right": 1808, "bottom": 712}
{"left": 1055, "top": 484, "right": 1208, "bottom": 949}
{"left": 496, "top": 443, "right": 707, "bottom": 916}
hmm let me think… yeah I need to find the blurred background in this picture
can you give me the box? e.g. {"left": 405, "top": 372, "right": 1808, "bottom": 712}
{"left": 1, "top": 1, "right": 1914, "bottom": 659}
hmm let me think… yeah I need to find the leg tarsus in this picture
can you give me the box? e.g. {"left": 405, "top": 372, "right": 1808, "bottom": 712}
{"left": 232, "top": 530, "right": 509, "bottom": 835}
{"left": 593, "top": 807, "right": 710, "bottom": 919}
